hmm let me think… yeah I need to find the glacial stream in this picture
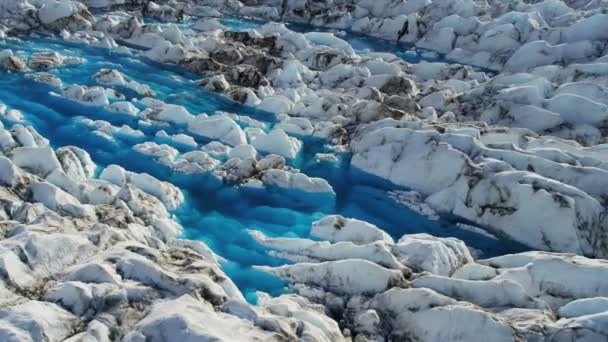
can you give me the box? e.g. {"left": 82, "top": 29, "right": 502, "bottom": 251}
{"left": 0, "top": 18, "right": 528, "bottom": 302}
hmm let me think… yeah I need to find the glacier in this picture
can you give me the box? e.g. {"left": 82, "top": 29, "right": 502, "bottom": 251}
{"left": 0, "top": 0, "right": 607, "bottom": 341}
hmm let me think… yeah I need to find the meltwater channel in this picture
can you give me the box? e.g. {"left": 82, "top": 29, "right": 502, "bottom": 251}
{"left": 0, "top": 18, "right": 527, "bottom": 303}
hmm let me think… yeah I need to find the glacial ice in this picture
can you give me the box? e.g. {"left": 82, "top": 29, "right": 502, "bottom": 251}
{"left": 0, "top": 0, "right": 608, "bottom": 340}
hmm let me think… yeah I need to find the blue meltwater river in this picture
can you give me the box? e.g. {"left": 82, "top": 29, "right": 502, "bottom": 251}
{"left": 0, "top": 19, "right": 527, "bottom": 303}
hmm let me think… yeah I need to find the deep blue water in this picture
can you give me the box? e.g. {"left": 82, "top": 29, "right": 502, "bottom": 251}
{"left": 0, "top": 22, "right": 525, "bottom": 303}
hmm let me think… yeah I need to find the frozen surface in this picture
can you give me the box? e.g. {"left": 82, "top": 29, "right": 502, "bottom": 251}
{"left": 1, "top": 0, "right": 608, "bottom": 340}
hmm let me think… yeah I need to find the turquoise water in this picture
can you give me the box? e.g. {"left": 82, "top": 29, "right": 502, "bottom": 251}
{"left": 0, "top": 23, "right": 525, "bottom": 302}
